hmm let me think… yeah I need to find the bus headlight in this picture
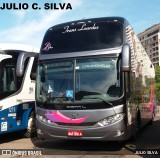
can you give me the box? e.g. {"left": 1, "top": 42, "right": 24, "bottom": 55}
{"left": 97, "top": 113, "right": 124, "bottom": 127}
{"left": 36, "top": 114, "right": 54, "bottom": 125}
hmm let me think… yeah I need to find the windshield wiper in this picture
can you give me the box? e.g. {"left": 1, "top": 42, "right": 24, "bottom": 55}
{"left": 84, "top": 96, "right": 113, "bottom": 106}
{"left": 75, "top": 91, "right": 101, "bottom": 100}
{"left": 75, "top": 91, "right": 113, "bottom": 106}
{"left": 86, "top": 96, "right": 117, "bottom": 115}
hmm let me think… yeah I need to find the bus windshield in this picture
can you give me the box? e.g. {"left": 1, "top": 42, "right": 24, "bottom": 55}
{"left": 41, "top": 21, "right": 123, "bottom": 54}
{"left": 36, "top": 57, "right": 122, "bottom": 105}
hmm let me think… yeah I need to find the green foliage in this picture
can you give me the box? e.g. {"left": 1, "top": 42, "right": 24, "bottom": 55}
{"left": 155, "top": 66, "right": 160, "bottom": 102}
{"left": 155, "top": 66, "right": 160, "bottom": 83}
{"left": 155, "top": 83, "right": 160, "bottom": 102}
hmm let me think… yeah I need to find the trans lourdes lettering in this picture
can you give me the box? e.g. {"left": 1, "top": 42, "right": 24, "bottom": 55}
{"left": 62, "top": 23, "right": 99, "bottom": 34}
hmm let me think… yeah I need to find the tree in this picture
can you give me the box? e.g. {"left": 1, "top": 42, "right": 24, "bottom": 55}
{"left": 155, "top": 83, "right": 160, "bottom": 102}
{"left": 155, "top": 66, "right": 160, "bottom": 83}
{"left": 155, "top": 66, "right": 160, "bottom": 102}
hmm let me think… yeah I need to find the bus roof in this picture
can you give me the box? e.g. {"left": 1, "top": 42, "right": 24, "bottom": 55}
{"left": 0, "top": 43, "right": 39, "bottom": 53}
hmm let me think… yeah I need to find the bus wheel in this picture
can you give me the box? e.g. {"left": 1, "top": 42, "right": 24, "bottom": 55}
{"left": 24, "top": 111, "right": 37, "bottom": 138}
{"left": 131, "top": 111, "right": 141, "bottom": 141}
{"left": 149, "top": 113, "right": 154, "bottom": 125}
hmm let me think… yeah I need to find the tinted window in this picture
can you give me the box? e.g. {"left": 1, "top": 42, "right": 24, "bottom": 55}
{"left": 0, "top": 57, "right": 29, "bottom": 100}
{"left": 1, "top": 62, "right": 17, "bottom": 92}
{"left": 41, "top": 21, "right": 123, "bottom": 54}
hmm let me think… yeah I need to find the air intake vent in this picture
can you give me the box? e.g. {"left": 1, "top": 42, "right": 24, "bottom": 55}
{"left": 56, "top": 122, "right": 96, "bottom": 127}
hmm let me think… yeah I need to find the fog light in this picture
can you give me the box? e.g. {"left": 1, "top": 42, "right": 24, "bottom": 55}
{"left": 115, "top": 130, "right": 124, "bottom": 137}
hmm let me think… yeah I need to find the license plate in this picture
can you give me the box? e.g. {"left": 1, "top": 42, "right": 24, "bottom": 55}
{"left": 67, "top": 130, "right": 83, "bottom": 137}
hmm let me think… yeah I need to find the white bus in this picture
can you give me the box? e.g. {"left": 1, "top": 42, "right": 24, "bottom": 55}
{"left": 0, "top": 43, "right": 39, "bottom": 137}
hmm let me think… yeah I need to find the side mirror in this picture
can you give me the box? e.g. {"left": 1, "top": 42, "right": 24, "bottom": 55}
{"left": 122, "top": 44, "right": 131, "bottom": 72}
{"left": 16, "top": 52, "right": 37, "bottom": 77}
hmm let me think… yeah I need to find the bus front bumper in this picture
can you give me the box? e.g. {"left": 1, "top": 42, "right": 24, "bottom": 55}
{"left": 36, "top": 119, "right": 132, "bottom": 141}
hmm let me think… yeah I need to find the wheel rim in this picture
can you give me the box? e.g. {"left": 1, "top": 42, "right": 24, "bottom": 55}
{"left": 27, "top": 115, "right": 36, "bottom": 133}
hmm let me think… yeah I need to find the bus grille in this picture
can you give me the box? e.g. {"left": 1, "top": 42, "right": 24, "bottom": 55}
{"left": 56, "top": 122, "right": 96, "bottom": 127}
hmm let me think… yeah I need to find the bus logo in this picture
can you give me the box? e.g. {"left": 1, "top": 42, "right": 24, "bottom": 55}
{"left": 42, "top": 42, "right": 53, "bottom": 51}
{"left": 71, "top": 114, "right": 78, "bottom": 119}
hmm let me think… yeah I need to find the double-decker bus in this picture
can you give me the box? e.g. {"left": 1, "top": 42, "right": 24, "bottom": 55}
{"left": 35, "top": 17, "right": 155, "bottom": 141}
{"left": 0, "top": 43, "right": 39, "bottom": 137}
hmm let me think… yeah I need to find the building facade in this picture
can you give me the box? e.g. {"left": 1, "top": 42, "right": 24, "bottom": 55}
{"left": 138, "top": 23, "right": 160, "bottom": 67}
{"left": 126, "top": 25, "right": 154, "bottom": 80}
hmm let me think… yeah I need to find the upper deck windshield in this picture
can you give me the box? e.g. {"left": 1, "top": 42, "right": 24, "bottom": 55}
{"left": 41, "top": 21, "right": 123, "bottom": 54}
{"left": 36, "top": 57, "right": 122, "bottom": 107}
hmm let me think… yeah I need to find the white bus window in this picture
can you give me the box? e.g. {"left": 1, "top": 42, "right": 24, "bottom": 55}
{"left": 2, "top": 64, "right": 16, "bottom": 92}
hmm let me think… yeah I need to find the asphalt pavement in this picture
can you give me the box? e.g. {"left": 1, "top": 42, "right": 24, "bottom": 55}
{"left": 1, "top": 114, "right": 160, "bottom": 158}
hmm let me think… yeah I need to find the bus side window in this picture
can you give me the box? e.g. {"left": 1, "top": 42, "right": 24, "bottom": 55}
{"left": 1, "top": 61, "right": 16, "bottom": 92}
{"left": 30, "top": 57, "right": 38, "bottom": 80}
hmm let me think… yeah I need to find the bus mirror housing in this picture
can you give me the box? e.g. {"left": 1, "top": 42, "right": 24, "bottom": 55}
{"left": 122, "top": 44, "right": 130, "bottom": 72}
{"left": 16, "top": 52, "right": 37, "bottom": 77}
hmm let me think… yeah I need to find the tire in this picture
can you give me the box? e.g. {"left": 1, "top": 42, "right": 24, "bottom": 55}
{"left": 135, "top": 111, "right": 141, "bottom": 138}
{"left": 131, "top": 110, "right": 141, "bottom": 141}
{"left": 24, "top": 111, "right": 37, "bottom": 138}
{"left": 149, "top": 113, "right": 154, "bottom": 125}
